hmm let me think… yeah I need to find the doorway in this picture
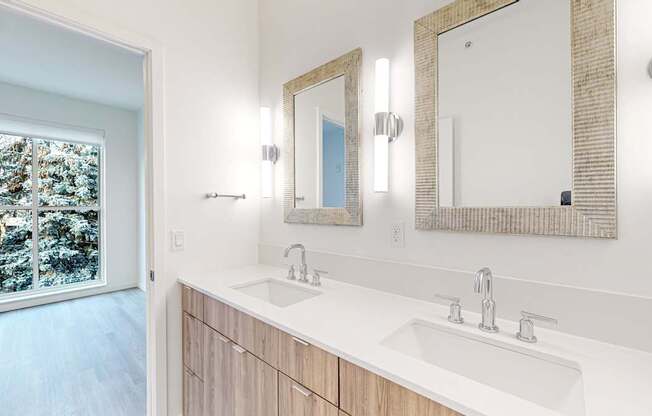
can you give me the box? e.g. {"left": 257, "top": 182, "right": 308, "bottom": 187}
{"left": 0, "top": 3, "right": 165, "bottom": 415}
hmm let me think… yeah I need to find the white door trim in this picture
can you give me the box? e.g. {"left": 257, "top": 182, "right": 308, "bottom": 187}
{"left": 0, "top": 1, "right": 169, "bottom": 415}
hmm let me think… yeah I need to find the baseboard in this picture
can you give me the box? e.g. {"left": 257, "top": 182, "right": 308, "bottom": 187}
{"left": 259, "top": 242, "right": 652, "bottom": 352}
{"left": 0, "top": 282, "right": 139, "bottom": 313}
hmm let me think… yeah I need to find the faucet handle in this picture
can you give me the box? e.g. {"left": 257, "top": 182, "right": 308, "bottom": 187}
{"left": 311, "top": 269, "right": 327, "bottom": 287}
{"left": 286, "top": 264, "right": 296, "bottom": 280}
{"left": 516, "top": 311, "right": 558, "bottom": 343}
{"left": 434, "top": 294, "right": 464, "bottom": 324}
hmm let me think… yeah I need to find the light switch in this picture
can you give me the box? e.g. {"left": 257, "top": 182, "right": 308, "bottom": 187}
{"left": 171, "top": 230, "right": 185, "bottom": 251}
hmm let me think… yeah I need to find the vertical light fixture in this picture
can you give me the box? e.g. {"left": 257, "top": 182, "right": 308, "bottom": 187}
{"left": 373, "top": 58, "right": 402, "bottom": 193}
{"left": 260, "top": 107, "right": 278, "bottom": 198}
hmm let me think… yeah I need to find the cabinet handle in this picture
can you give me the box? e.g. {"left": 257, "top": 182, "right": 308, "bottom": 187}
{"left": 292, "top": 336, "right": 310, "bottom": 347}
{"left": 292, "top": 384, "right": 312, "bottom": 398}
{"left": 218, "top": 334, "right": 230, "bottom": 344}
{"left": 232, "top": 344, "right": 246, "bottom": 354}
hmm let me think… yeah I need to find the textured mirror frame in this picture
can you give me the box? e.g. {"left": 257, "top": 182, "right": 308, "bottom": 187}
{"left": 414, "top": 0, "right": 616, "bottom": 238}
{"left": 283, "top": 48, "right": 362, "bottom": 226}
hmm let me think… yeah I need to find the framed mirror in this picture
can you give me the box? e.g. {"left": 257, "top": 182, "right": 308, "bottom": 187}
{"left": 283, "top": 48, "right": 362, "bottom": 226}
{"left": 414, "top": 0, "right": 616, "bottom": 238}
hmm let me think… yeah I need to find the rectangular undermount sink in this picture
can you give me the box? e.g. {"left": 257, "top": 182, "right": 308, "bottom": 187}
{"left": 381, "top": 319, "right": 585, "bottom": 416}
{"left": 231, "top": 278, "right": 321, "bottom": 307}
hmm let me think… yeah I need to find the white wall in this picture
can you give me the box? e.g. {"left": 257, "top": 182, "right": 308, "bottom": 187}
{"left": 259, "top": 0, "right": 652, "bottom": 345}
{"left": 0, "top": 81, "right": 143, "bottom": 305}
{"left": 439, "top": 0, "right": 572, "bottom": 207}
{"left": 14, "top": 0, "right": 261, "bottom": 415}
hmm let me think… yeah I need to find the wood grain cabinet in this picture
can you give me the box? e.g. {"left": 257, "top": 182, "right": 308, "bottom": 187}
{"left": 279, "top": 373, "right": 339, "bottom": 416}
{"left": 204, "top": 296, "right": 280, "bottom": 368}
{"left": 339, "top": 360, "right": 462, "bottom": 416}
{"left": 278, "top": 331, "right": 339, "bottom": 405}
{"left": 183, "top": 312, "right": 204, "bottom": 379}
{"left": 233, "top": 342, "right": 278, "bottom": 416}
{"left": 202, "top": 322, "right": 278, "bottom": 416}
{"left": 181, "top": 285, "right": 463, "bottom": 416}
{"left": 203, "top": 325, "right": 234, "bottom": 416}
{"left": 182, "top": 286, "right": 204, "bottom": 321}
{"left": 183, "top": 368, "right": 204, "bottom": 416}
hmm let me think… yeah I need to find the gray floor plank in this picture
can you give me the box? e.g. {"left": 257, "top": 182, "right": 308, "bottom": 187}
{"left": 0, "top": 289, "right": 146, "bottom": 416}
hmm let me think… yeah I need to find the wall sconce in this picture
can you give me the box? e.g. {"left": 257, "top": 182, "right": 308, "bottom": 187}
{"left": 260, "top": 107, "right": 278, "bottom": 198}
{"left": 374, "top": 58, "right": 402, "bottom": 193}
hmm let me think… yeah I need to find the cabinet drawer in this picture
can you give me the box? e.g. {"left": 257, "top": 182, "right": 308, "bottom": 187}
{"left": 183, "top": 368, "right": 204, "bottom": 416}
{"left": 204, "top": 296, "right": 280, "bottom": 368}
{"left": 279, "top": 373, "right": 338, "bottom": 416}
{"left": 183, "top": 313, "right": 204, "bottom": 379}
{"left": 203, "top": 325, "right": 234, "bottom": 416}
{"left": 232, "top": 341, "right": 279, "bottom": 416}
{"left": 182, "top": 285, "right": 204, "bottom": 321}
{"left": 279, "top": 331, "right": 339, "bottom": 405}
{"left": 339, "top": 360, "right": 463, "bottom": 416}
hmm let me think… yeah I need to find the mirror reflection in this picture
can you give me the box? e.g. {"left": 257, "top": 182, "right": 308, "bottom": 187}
{"left": 294, "top": 75, "right": 346, "bottom": 209}
{"left": 438, "top": 0, "right": 572, "bottom": 207}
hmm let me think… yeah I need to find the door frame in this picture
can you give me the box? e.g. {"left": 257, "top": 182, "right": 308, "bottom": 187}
{"left": 0, "top": 1, "right": 169, "bottom": 415}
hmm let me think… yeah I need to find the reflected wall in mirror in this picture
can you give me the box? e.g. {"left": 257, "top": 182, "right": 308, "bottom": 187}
{"left": 438, "top": 0, "right": 572, "bottom": 207}
{"left": 284, "top": 48, "right": 362, "bottom": 225}
{"left": 415, "top": 0, "right": 616, "bottom": 238}
{"left": 294, "top": 76, "right": 346, "bottom": 209}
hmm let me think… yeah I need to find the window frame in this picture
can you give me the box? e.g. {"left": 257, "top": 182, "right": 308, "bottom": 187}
{"left": 0, "top": 130, "right": 106, "bottom": 299}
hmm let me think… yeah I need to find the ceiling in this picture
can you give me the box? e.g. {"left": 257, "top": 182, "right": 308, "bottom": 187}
{"left": 0, "top": 6, "right": 144, "bottom": 111}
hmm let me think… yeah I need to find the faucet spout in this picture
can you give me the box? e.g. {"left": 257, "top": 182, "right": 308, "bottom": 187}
{"left": 474, "top": 267, "right": 493, "bottom": 299}
{"left": 474, "top": 267, "right": 499, "bottom": 333}
{"left": 283, "top": 243, "right": 308, "bottom": 282}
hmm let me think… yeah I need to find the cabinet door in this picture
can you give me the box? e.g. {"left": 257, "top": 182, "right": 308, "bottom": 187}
{"left": 183, "top": 368, "right": 204, "bottom": 416}
{"left": 182, "top": 285, "right": 204, "bottom": 321}
{"left": 279, "top": 332, "right": 339, "bottom": 405}
{"left": 232, "top": 343, "right": 278, "bottom": 416}
{"left": 204, "top": 296, "right": 280, "bottom": 367}
{"left": 203, "top": 325, "right": 234, "bottom": 416}
{"left": 279, "top": 373, "right": 339, "bottom": 416}
{"left": 183, "top": 313, "right": 204, "bottom": 379}
{"left": 339, "top": 360, "right": 463, "bottom": 416}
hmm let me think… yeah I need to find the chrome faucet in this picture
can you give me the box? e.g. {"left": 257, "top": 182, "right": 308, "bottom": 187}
{"left": 283, "top": 243, "right": 308, "bottom": 283}
{"left": 474, "top": 267, "right": 499, "bottom": 333}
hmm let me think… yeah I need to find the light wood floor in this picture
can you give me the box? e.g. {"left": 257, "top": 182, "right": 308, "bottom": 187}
{"left": 0, "top": 288, "right": 146, "bottom": 416}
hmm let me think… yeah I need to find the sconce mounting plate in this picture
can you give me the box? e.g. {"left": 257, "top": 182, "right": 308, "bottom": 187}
{"left": 374, "top": 112, "right": 403, "bottom": 142}
{"left": 262, "top": 144, "right": 279, "bottom": 163}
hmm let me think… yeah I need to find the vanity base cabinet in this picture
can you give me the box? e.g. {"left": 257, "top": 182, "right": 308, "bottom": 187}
{"left": 203, "top": 295, "right": 280, "bottom": 368}
{"left": 202, "top": 322, "right": 278, "bottom": 416}
{"left": 182, "top": 285, "right": 464, "bottom": 416}
{"left": 183, "top": 286, "right": 204, "bottom": 321}
{"left": 183, "top": 369, "right": 204, "bottom": 416}
{"left": 233, "top": 344, "right": 278, "bottom": 416}
{"left": 183, "top": 312, "right": 204, "bottom": 379}
{"left": 279, "top": 373, "right": 339, "bottom": 416}
{"left": 278, "top": 331, "right": 339, "bottom": 405}
{"left": 339, "top": 360, "right": 462, "bottom": 416}
{"left": 203, "top": 325, "right": 234, "bottom": 416}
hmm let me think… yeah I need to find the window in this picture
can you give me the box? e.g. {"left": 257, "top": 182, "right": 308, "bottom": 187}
{"left": 0, "top": 133, "right": 102, "bottom": 296}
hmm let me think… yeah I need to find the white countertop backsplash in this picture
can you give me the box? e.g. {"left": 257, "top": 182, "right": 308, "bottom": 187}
{"left": 179, "top": 265, "right": 652, "bottom": 416}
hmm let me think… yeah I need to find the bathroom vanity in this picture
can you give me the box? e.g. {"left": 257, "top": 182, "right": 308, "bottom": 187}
{"left": 179, "top": 266, "right": 652, "bottom": 416}
{"left": 181, "top": 281, "right": 459, "bottom": 416}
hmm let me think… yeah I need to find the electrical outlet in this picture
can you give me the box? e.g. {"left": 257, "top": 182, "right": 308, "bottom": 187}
{"left": 390, "top": 222, "right": 405, "bottom": 248}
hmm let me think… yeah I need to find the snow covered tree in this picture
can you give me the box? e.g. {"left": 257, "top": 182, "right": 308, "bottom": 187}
{"left": 1, "top": 135, "right": 100, "bottom": 293}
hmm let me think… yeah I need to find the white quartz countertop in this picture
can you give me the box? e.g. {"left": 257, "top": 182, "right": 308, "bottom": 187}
{"left": 178, "top": 265, "right": 652, "bottom": 416}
